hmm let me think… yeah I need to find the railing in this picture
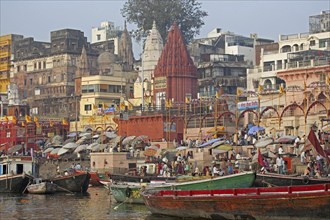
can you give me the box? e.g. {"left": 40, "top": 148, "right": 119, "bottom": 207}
{"left": 158, "top": 183, "right": 330, "bottom": 197}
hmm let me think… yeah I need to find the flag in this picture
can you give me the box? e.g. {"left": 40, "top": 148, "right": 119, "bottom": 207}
{"left": 237, "top": 88, "right": 243, "bottom": 97}
{"left": 103, "top": 114, "right": 109, "bottom": 121}
{"left": 326, "top": 76, "right": 330, "bottom": 85}
{"left": 36, "top": 121, "right": 41, "bottom": 128}
{"left": 25, "top": 115, "right": 32, "bottom": 123}
{"left": 258, "top": 148, "right": 265, "bottom": 167}
{"left": 12, "top": 116, "right": 17, "bottom": 124}
{"left": 185, "top": 97, "right": 190, "bottom": 104}
{"left": 120, "top": 102, "right": 126, "bottom": 110}
{"left": 304, "top": 80, "right": 307, "bottom": 91}
{"left": 258, "top": 84, "right": 263, "bottom": 93}
{"left": 22, "top": 121, "right": 25, "bottom": 127}
{"left": 4, "top": 116, "right": 9, "bottom": 123}
{"left": 279, "top": 85, "right": 285, "bottom": 94}
{"left": 102, "top": 102, "right": 109, "bottom": 109}
{"left": 49, "top": 121, "right": 54, "bottom": 127}
{"left": 115, "top": 105, "right": 119, "bottom": 112}
{"left": 62, "top": 119, "right": 69, "bottom": 126}
{"left": 92, "top": 104, "right": 98, "bottom": 110}
{"left": 128, "top": 102, "right": 133, "bottom": 110}
{"left": 34, "top": 116, "right": 39, "bottom": 123}
{"left": 165, "top": 99, "right": 172, "bottom": 108}
{"left": 308, "top": 129, "right": 330, "bottom": 164}
{"left": 215, "top": 91, "right": 220, "bottom": 99}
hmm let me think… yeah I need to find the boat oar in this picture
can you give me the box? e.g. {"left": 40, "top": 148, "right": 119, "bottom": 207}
{"left": 113, "top": 198, "right": 129, "bottom": 210}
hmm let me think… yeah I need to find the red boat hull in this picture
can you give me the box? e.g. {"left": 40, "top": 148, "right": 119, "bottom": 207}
{"left": 142, "top": 184, "right": 330, "bottom": 220}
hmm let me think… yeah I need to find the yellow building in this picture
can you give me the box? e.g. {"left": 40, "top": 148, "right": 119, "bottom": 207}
{"left": 0, "top": 34, "right": 23, "bottom": 94}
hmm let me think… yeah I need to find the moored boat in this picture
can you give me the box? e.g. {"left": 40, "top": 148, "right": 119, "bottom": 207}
{"left": 0, "top": 173, "right": 34, "bottom": 193}
{"left": 111, "top": 171, "right": 256, "bottom": 204}
{"left": 109, "top": 173, "right": 176, "bottom": 183}
{"left": 26, "top": 179, "right": 57, "bottom": 194}
{"left": 0, "top": 156, "right": 35, "bottom": 193}
{"left": 255, "top": 172, "right": 330, "bottom": 187}
{"left": 49, "top": 171, "right": 90, "bottom": 193}
{"left": 142, "top": 183, "right": 330, "bottom": 220}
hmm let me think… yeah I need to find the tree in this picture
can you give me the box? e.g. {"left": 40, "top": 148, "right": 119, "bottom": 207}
{"left": 121, "top": 0, "right": 208, "bottom": 44}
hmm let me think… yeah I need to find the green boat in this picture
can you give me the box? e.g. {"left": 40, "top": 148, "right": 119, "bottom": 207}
{"left": 111, "top": 171, "right": 256, "bottom": 204}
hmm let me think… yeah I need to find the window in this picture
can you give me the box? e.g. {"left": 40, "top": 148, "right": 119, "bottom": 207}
{"left": 319, "top": 38, "right": 330, "bottom": 48}
{"left": 38, "top": 62, "right": 41, "bottom": 69}
{"left": 34, "top": 63, "right": 37, "bottom": 69}
{"left": 48, "top": 76, "right": 51, "bottom": 83}
{"left": 310, "top": 40, "right": 316, "bottom": 46}
{"left": 84, "top": 104, "right": 92, "bottom": 111}
{"left": 17, "top": 65, "right": 20, "bottom": 72}
{"left": 97, "top": 34, "right": 101, "bottom": 41}
{"left": 43, "top": 61, "right": 46, "bottom": 69}
{"left": 24, "top": 65, "right": 27, "bottom": 71}
{"left": 30, "top": 78, "right": 33, "bottom": 85}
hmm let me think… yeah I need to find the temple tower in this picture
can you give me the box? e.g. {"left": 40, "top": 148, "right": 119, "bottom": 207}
{"left": 153, "top": 22, "right": 198, "bottom": 107}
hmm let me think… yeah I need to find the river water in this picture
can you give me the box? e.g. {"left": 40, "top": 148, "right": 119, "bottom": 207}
{"left": 0, "top": 187, "right": 179, "bottom": 220}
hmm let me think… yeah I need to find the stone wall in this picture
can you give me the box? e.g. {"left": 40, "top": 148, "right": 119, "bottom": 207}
{"left": 37, "top": 158, "right": 90, "bottom": 179}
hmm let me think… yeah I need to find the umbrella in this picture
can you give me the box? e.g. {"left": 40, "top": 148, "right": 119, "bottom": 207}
{"left": 148, "top": 145, "right": 159, "bottom": 151}
{"left": 50, "top": 148, "right": 60, "bottom": 155}
{"left": 211, "top": 140, "right": 226, "bottom": 148}
{"left": 74, "top": 144, "right": 88, "bottom": 153}
{"left": 91, "top": 144, "right": 101, "bottom": 152}
{"left": 144, "top": 147, "right": 157, "bottom": 156}
{"left": 79, "top": 132, "right": 92, "bottom": 138}
{"left": 275, "top": 135, "right": 297, "bottom": 144}
{"left": 176, "top": 146, "right": 188, "bottom": 151}
{"left": 254, "top": 137, "right": 274, "bottom": 148}
{"left": 87, "top": 142, "right": 99, "bottom": 150}
{"left": 198, "top": 138, "right": 223, "bottom": 147}
{"left": 57, "top": 148, "right": 70, "bottom": 156}
{"left": 122, "top": 136, "right": 136, "bottom": 145}
{"left": 99, "top": 144, "right": 108, "bottom": 151}
{"left": 110, "top": 136, "right": 121, "bottom": 144}
{"left": 92, "top": 134, "right": 100, "bottom": 138}
{"left": 105, "top": 131, "right": 117, "bottom": 139}
{"left": 63, "top": 142, "right": 78, "bottom": 149}
{"left": 214, "top": 144, "right": 233, "bottom": 151}
{"left": 248, "top": 126, "right": 265, "bottom": 135}
{"left": 8, "top": 145, "right": 23, "bottom": 154}
{"left": 43, "top": 147, "right": 54, "bottom": 154}
{"left": 67, "top": 132, "right": 77, "bottom": 138}
{"left": 76, "top": 136, "right": 87, "bottom": 145}
{"left": 134, "top": 135, "right": 148, "bottom": 142}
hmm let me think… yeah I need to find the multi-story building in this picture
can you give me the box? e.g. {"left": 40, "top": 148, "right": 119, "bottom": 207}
{"left": 246, "top": 10, "right": 330, "bottom": 137}
{"left": 189, "top": 29, "right": 273, "bottom": 100}
{"left": 11, "top": 29, "right": 98, "bottom": 121}
{"left": 0, "top": 34, "right": 23, "bottom": 116}
{"left": 91, "top": 21, "right": 123, "bottom": 55}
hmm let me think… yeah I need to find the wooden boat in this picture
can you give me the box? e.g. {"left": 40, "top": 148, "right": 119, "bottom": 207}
{"left": 0, "top": 156, "right": 35, "bottom": 193}
{"left": 109, "top": 173, "right": 176, "bottom": 183}
{"left": 111, "top": 171, "right": 256, "bottom": 204}
{"left": 26, "top": 178, "right": 57, "bottom": 194}
{"left": 255, "top": 172, "right": 330, "bottom": 187}
{"left": 76, "top": 170, "right": 103, "bottom": 186}
{"left": 142, "top": 183, "right": 330, "bottom": 220}
{"left": 0, "top": 173, "right": 34, "bottom": 193}
{"left": 49, "top": 171, "right": 90, "bottom": 193}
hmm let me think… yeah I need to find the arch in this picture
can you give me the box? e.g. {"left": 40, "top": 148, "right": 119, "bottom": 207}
{"left": 305, "top": 101, "right": 327, "bottom": 120}
{"left": 216, "top": 111, "right": 236, "bottom": 125}
{"left": 280, "top": 102, "right": 304, "bottom": 122}
{"left": 186, "top": 114, "right": 200, "bottom": 128}
{"left": 260, "top": 106, "right": 280, "bottom": 120}
{"left": 281, "top": 45, "right": 291, "bottom": 53}
{"left": 238, "top": 109, "right": 258, "bottom": 119}
{"left": 264, "top": 79, "right": 272, "bottom": 89}
{"left": 292, "top": 44, "right": 299, "bottom": 52}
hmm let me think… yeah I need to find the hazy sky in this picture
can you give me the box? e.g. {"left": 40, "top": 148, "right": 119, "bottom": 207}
{"left": 1, "top": 0, "right": 329, "bottom": 59}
